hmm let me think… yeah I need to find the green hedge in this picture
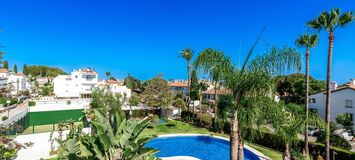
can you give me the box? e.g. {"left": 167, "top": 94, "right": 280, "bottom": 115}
{"left": 28, "top": 109, "right": 84, "bottom": 126}
{"left": 28, "top": 101, "right": 36, "bottom": 107}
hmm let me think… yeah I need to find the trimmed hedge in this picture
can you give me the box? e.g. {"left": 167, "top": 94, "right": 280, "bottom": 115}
{"left": 2, "top": 116, "right": 8, "bottom": 121}
{"left": 28, "top": 101, "right": 36, "bottom": 107}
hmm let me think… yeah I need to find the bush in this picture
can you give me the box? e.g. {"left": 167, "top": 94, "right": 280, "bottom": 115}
{"left": 2, "top": 116, "right": 8, "bottom": 121}
{"left": 28, "top": 101, "right": 36, "bottom": 107}
{"left": 317, "top": 133, "right": 352, "bottom": 150}
{"left": 66, "top": 100, "right": 71, "bottom": 105}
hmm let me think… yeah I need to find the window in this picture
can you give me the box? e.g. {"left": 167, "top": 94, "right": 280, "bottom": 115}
{"left": 345, "top": 100, "right": 353, "bottom": 108}
{"left": 310, "top": 98, "right": 316, "bottom": 103}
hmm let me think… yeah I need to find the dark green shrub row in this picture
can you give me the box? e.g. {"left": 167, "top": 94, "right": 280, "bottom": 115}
{"left": 28, "top": 101, "right": 36, "bottom": 106}
{"left": 181, "top": 111, "right": 213, "bottom": 128}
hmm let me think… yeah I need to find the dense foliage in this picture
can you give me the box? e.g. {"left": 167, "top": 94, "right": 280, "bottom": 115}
{"left": 58, "top": 110, "right": 160, "bottom": 160}
{"left": 335, "top": 113, "right": 353, "bottom": 129}
{"left": 140, "top": 75, "right": 173, "bottom": 108}
{"left": 275, "top": 73, "right": 326, "bottom": 104}
{"left": 124, "top": 74, "right": 142, "bottom": 93}
{"left": 24, "top": 65, "right": 66, "bottom": 77}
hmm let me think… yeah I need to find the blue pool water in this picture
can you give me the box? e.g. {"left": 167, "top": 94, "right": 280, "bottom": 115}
{"left": 145, "top": 136, "right": 260, "bottom": 160}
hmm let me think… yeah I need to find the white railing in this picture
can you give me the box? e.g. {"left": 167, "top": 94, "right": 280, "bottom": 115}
{"left": 0, "top": 108, "right": 28, "bottom": 127}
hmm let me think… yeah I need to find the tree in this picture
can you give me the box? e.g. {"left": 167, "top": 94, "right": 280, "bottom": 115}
{"left": 13, "top": 64, "right": 17, "bottom": 74}
{"left": 194, "top": 48, "right": 233, "bottom": 125}
{"left": 3, "top": 60, "right": 8, "bottom": 69}
{"left": 140, "top": 75, "right": 173, "bottom": 110}
{"left": 179, "top": 48, "right": 194, "bottom": 106}
{"left": 128, "top": 92, "right": 140, "bottom": 117}
{"left": 124, "top": 74, "right": 142, "bottom": 93}
{"left": 58, "top": 109, "right": 159, "bottom": 160}
{"left": 105, "top": 72, "right": 111, "bottom": 80}
{"left": 307, "top": 9, "right": 354, "bottom": 159}
{"left": 275, "top": 74, "right": 326, "bottom": 104}
{"left": 335, "top": 113, "right": 353, "bottom": 129}
{"left": 90, "top": 91, "right": 125, "bottom": 125}
{"left": 295, "top": 33, "right": 319, "bottom": 156}
{"left": 195, "top": 30, "right": 301, "bottom": 159}
{"left": 23, "top": 64, "right": 28, "bottom": 75}
{"left": 25, "top": 65, "right": 66, "bottom": 77}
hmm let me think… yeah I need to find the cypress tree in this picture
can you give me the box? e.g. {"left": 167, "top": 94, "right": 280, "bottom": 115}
{"left": 14, "top": 64, "right": 17, "bottom": 74}
{"left": 3, "top": 60, "right": 8, "bottom": 69}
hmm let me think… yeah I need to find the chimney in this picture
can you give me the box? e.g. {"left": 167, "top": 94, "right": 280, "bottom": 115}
{"left": 330, "top": 82, "right": 338, "bottom": 90}
{"left": 351, "top": 78, "right": 355, "bottom": 85}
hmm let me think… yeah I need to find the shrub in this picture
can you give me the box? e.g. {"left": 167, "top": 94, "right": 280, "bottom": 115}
{"left": 66, "top": 100, "right": 71, "bottom": 105}
{"left": 317, "top": 133, "right": 352, "bottom": 150}
{"left": 28, "top": 101, "right": 36, "bottom": 107}
{"left": 2, "top": 116, "right": 8, "bottom": 121}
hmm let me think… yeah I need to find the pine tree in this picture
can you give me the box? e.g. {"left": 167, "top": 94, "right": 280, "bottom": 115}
{"left": 14, "top": 64, "right": 17, "bottom": 74}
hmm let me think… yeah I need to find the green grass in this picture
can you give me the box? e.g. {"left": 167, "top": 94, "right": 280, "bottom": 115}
{"left": 141, "top": 120, "right": 283, "bottom": 159}
{"left": 246, "top": 142, "right": 283, "bottom": 160}
{"left": 22, "top": 122, "right": 83, "bottom": 134}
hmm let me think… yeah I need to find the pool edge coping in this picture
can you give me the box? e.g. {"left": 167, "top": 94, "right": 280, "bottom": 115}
{"left": 156, "top": 134, "right": 271, "bottom": 160}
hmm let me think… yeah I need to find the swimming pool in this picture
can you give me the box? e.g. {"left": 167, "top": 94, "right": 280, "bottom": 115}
{"left": 145, "top": 135, "right": 260, "bottom": 160}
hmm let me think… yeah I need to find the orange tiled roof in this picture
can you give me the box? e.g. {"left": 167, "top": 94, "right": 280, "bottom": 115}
{"left": 15, "top": 73, "right": 24, "bottom": 76}
{"left": 169, "top": 81, "right": 188, "bottom": 87}
{"left": 108, "top": 79, "right": 123, "bottom": 86}
{"left": 0, "top": 68, "right": 9, "bottom": 73}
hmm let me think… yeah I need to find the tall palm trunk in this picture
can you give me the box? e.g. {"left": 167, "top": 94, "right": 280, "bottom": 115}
{"left": 304, "top": 49, "right": 310, "bottom": 156}
{"left": 238, "top": 132, "right": 244, "bottom": 160}
{"left": 199, "top": 87, "right": 202, "bottom": 113}
{"left": 283, "top": 143, "right": 291, "bottom": 160}
{"left": 230, "top": 97, "right": 239, "bottom": 160}
{"left": 325, "top": 32, "right": 334, "bottom": 160}
{"left": 187, "top": 61, "right": 191, "bottom": 112}
{"left": 214, "top": 83, "right": 218, "bottom": 118}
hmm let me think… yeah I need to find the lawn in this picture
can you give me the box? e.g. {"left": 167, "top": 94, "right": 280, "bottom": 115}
{"left": 142, "top": 120, "right": 283, "bottom": 160}
{"left": 22, "top": 122, "right": 83, "bottom": 134}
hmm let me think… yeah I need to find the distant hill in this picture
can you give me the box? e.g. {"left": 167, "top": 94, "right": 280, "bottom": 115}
{"left": 25, "top": 65, "right": 67, "bottom": 77}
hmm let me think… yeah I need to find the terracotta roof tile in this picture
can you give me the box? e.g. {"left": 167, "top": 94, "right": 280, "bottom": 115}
{"left": 0, "top": 68, "right": 9, "bottom": 73}
{"left": 169, "top": 81, "right": 188, "bottom": 87}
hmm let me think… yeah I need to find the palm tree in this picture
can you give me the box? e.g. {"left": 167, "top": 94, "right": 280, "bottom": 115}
{"left": 194, "top": 30, "right": 301, "bottom": 159}
{"left": 194, "top": 48, "right": 232, "bottom": 125}
{"left": 295, "top": 33, "right": 318, "bottom": 156}
{"left": 307, "top": 9, "right": 354, "bottom": 159}
{"left": 179, "top": 48, "right": 194, "bottom": 109}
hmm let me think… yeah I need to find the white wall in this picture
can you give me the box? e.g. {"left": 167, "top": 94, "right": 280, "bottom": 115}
{"left": 310, "top": 88, "right": 355, "bottom": 131}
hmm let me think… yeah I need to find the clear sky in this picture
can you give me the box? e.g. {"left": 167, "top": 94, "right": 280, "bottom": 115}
{"left": 0, "top": 0, "right": 354, "bottom": 83}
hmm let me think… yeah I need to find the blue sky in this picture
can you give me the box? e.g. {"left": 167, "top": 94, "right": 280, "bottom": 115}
{"left": 0, "top": 0, "right": 354, "bottom": 83}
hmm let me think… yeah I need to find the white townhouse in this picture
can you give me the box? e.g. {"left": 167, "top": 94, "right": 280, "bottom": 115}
{"left": 53, "top": 69, "right": 99, "bottom": 99}
{"left": 97, "top": 79, "right": 132, "bottom": 98}
{"left": 309, "top": 79, "right": 355, "bottom": 131}
{"left": 168, "top": 80, "right": 189, "bottom": 95}
{"left": 7, "top": 73, "right": 28, "bottom": 95}
{"left": 0, "top": 68, "right": 10, "bottom": 90}
{"left": 107, "top": 79, "right": 131, "bottom": 98}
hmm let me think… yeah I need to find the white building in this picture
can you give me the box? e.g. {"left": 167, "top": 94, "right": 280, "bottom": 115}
{"left": 168, "top": 80, "right": 189, "bottom": 95}
{"left": 7, "top": 73, "right": 28, "bottom": 95}
{"left": 309, "top": 79, "right": 355, "bottom": 131}
{"left": 107, "top": 79, "right": 131, "bottom": 98}
{"left": 97, "top": 79, "right": 132, "bottom": 98}
{"left": 53, "top": 69, "right": 99, "bottom": 98}
{"left": 0, "top": 68, "right": 10, "bottom": 90}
